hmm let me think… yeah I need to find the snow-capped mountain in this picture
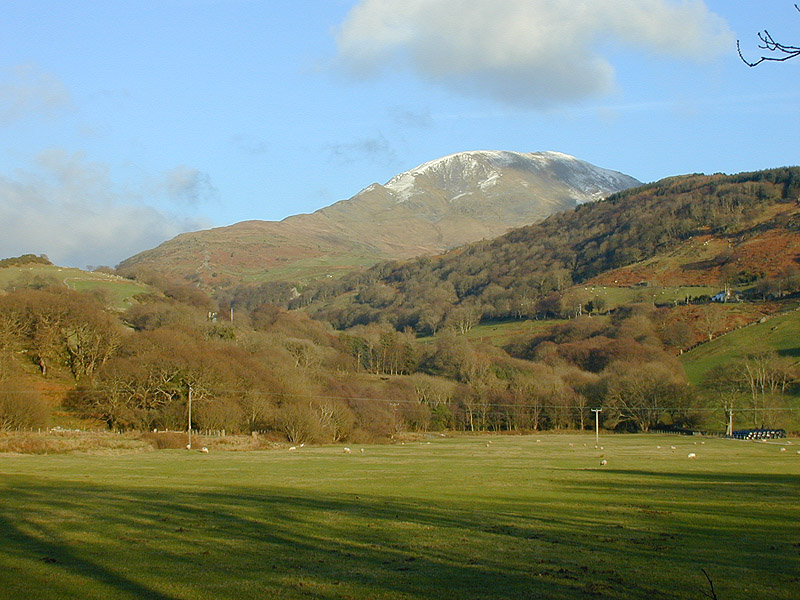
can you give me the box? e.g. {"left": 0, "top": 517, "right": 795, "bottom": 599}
{"left": 383, "top": 151, "right": 638, "bottom": 205}
{"left": 119, "top": 151, "right": 641, "bottom": 286}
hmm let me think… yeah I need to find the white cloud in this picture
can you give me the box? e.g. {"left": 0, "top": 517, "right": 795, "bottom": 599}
{"left": 0, "top": 64, "right": 72, "bottom": 125}
{"left": 163, "top": 165, "right": 219, "bottom": 206}
{"left": 335, "top": 0, "right": 734, "bottom": 107}
{"left": 0, "top": 150, "right": 208, "bottom": 268}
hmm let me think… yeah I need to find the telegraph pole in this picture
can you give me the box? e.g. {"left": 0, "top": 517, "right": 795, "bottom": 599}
{"left": 727, "top": 405, "right": 734, "bottom": 437}
{"left": 187, "top": 386, "right": 193, "bottom": 449}
{"left": 591, "top": 408, "right": 602, "bottom": 448}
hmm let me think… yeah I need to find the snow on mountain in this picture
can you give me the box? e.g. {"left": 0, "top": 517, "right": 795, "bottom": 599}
{"left": 383, "top": 150, "right": 639, "bottom": 205}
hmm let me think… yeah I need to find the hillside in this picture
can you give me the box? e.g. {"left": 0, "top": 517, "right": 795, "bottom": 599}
{"left": 117, "top": 151, "right": 640, "bottom": 287}
{"left": 2, "top": 166, "right": 798, "bottom": 439}
{"left": 301, "top": 167, "right": 800, "bottom": 332}
{"left": 0, "top": 260, "right": 152, "bottom": 310}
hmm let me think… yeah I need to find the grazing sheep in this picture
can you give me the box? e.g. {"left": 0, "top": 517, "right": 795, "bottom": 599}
{"left": 343, "top": 447, "right": 351, "bottom": 454}
{"left": 688, "top": 452, "right": 696, "bottom": 459}
{"left": 657, "top": 445, "right": 661, "bottom": 449}
{"left": 671, "top": 446, "right": 677, "bottom": 451}
{"left": 289, "top": 446, "right": 297, "bottom": 451}
{"left": 780, "top": 447, "right": 787, "bottom": 452}
{"left": 201, "top": 447, "right": 209, "bottom": 454}
{"left": 360, "top": 448, "right": 365, "bottom": 453}
{"left": 186, "top": 444, "right": 192, "bottom": 450}
{"left": 600, "top": 459, "right": 607, "bottom": 466}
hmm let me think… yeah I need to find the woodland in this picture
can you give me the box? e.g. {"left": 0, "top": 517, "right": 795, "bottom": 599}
{"left": 1, "top": 168, "right": 799, "bottom": 441}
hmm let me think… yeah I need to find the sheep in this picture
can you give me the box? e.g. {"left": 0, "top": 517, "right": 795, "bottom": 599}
{"left": 671, "top": 446, "right": 677, "bottom": 451}
{"left": 657, "top": 445, "right": 661, "bottom": 449}
{"left": 600, "top": 459, "right": 608, "bottom": 466}
{"left": 186, "top": 444, "right": 192, "bottom": 450}
{"left": 780, "top": 447, "right": 787, "bottom": 452}
{"left": 687, "top": 452, "right": 696, "bottom": 459}
{"left": 201, "top": 447, "right": 209, "bottom": 454}
{"left": 289, "top": 446, "right": 297, "bottom": 451}
{"left": 343, "top": 447, "right": 352, "bottom": 454}
{"left": 360, "top": 448, "right": 365, "bottom": 453}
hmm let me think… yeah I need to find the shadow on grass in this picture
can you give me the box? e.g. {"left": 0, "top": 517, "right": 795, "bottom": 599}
{"left": 1, "top": 469, "right": 798, "bottom": 599}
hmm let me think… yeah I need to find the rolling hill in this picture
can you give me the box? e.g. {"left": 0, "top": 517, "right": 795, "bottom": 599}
{"left": 300, "top": 167, "right": 800, "bottom": 332}
{"left": 117, "top": 151, "right": 640, "bottom": 286}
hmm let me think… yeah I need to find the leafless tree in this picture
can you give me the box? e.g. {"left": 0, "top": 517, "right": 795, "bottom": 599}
{"left": 738, "top": 4, "right": 800, "bottom": 67}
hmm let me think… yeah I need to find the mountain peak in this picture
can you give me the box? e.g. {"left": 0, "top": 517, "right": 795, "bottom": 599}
{"left": 119, "top": 149, "right": 641, "bottom": 286}
{"left": 383, "top": 150, "right": 639, "bottom": 204}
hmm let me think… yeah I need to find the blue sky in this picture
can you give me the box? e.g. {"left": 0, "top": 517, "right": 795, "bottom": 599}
{"left": 1, "top": 0, "right": 799, "bottom": 268}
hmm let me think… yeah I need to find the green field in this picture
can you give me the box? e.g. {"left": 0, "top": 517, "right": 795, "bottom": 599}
{"left": 1, "top": 434, "right": 798, "bottom": 599}
{"left": 0, "top": 265, "right": 151, "bottom": 310}
{"left": 681, "top": 307, "right": 800, "bottom": 385}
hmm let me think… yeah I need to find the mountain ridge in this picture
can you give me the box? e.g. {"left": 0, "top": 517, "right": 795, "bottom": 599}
{"left": 118, "top": 150, "right": 641, "bottom": 286}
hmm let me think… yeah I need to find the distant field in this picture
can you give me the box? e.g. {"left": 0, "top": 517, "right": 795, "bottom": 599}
{"left": 681, "top": 306, "right": 800, "bottom": 384}
{"left": 0, "top": 265, "right": 151, "bottom": 310}
{"left": 0, "top": 434, "right": 797, "bottom": 600}
{"left": 577, "top": 284, "right": 719, "bottom": 308}
{"left": 417, "top": 286, "right": 720, "bottom": 347}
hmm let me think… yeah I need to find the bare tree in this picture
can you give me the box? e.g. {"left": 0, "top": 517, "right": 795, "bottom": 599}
{"left": 738, "top": 5, "right": 800, "bottom": 67}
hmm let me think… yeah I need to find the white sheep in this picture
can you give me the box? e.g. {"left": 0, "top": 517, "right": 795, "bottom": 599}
{"left": 360, "top": 448, "right": 365, "bottom": 453}
{"left": 671, "top": 446, "right": 677, "bottom": 451}
{"left": 289, "top": 446, "right": 297, "bottom": 451}
{"left": 600, "top": 459, "right": 608, "bottom": 466}
{"left": 687, "top": 452, "right": 696, "bottom": 459}
{"left": 780, "top": 447, "right": 787, "bottom": 452}
{"left": 343, "top": 447, "right": 351, "bottom": 454}
{"left": 201, "top": 447, "right": 209, "bottom": 454}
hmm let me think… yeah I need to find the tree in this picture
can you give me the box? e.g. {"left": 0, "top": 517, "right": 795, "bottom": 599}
{"left": 0, "top": 379, "right": 49, "bottom": 430}
{"left": 597, "top": 361, "right": 689, "bottom": 432}
{"left": 738, "top": 5, "right": 800, "bottom": 67}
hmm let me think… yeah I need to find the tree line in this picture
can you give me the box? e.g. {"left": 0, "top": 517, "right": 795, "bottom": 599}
{"left": 1, "top": 277, "right": 796, "bottom": 438}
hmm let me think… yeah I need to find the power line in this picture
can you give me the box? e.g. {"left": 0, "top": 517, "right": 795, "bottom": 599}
{"left": 3, "top": 387, "right": 799, "bottom": 412}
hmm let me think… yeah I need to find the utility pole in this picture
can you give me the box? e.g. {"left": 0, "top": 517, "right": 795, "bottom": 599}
{"left": 727, "top": 405, "right": 734, "bottom": 437}
{"left": 187, "top": 386, "right": 193, "bottom": 449}
{"left": 591, "top": 408, "right": 602, "bottom": 448}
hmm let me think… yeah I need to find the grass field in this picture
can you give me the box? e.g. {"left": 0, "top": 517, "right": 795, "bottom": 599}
{"left": 1, "top": 434, "right": 798, "bottom": 599}
{"left": 0, "top": 265, "right": 151, "bottom": 310}
{"left": 681, "top": 307, "right": 800, "bottom": 385}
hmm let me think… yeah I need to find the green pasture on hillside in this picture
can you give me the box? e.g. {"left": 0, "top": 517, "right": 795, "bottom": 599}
{"left": 1, "top": 434, "right": 798, "bottom": 600}
{"left": 0, "top": 265, "right": 151, "bottom": 310}
{"left": 681, "top": 306, "right": 800, "bottom": 385}
{"left": 574, "top": 285, "right": 718, "bottom": 309}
